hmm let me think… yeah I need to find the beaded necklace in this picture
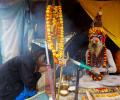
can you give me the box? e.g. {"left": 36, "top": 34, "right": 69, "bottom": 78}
{"left": 87, "top": 47, "right": 107, "bottom": 81}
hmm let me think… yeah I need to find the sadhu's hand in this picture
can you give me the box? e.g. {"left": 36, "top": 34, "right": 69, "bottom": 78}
{"left": 92, "top": 67, "right": 100, "bottom": 74}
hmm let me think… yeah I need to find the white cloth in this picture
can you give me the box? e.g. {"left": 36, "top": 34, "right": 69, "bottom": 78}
{"left": 106, "top": 49, "right": 117, "bottom": 73}
{"left": 79, "top": 75, "right": 120, "bottom": 88}
{"left": 86, "top": 49, "right": 117, "bottom": 73}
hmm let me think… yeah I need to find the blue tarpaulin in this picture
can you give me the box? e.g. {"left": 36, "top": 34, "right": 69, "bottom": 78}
{"left": 0, "top": 0, "right": 32, "bottom": 63}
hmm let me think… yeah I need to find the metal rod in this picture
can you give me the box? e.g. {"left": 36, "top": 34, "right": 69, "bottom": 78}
{"left": 54, "top": 64, "right": 56, "bottom": 97}
{"left": 57, "top": 66, "right": 63, "bottom": 100}
{"left": 45, "top": 41, "right": 56, "bottom": 100}
{"left": 74, "top": 68, "right": 79, "bottom": 100}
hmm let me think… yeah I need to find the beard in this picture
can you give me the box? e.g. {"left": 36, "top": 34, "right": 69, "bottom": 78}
{"left": 89, "top": 44, "right": 97, "bottom": 54}
{"left": 89, "top": 42, "right": 103, "bottom": 55}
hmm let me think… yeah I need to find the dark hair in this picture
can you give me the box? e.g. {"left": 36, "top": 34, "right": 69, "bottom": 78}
{"left": 31, "top": 43, "right": 54, "bottom": 67}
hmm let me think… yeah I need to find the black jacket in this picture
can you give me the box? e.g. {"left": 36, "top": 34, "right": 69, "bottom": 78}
{"left": 0, "top": 54, "right": 41, "bottom": 100}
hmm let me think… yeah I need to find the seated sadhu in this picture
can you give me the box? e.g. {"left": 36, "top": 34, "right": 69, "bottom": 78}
{"left": 0, "top": 43, "right": 53, "bottom": 100}
{"left": 85, "top": 11, "right": 117, "bottom": 81}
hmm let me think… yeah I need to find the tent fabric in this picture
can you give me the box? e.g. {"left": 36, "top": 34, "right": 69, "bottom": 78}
{"left": 80, "top": 0, "right": 120, "bottom": 48}
{"left": 0, "top": 0, "right": 50, "bottom": 64}
{"left": 0, "top": 0, "right": 33, "bottom": 63}
{"left": 0, "top": 0, "right": 21, "bottom": 8}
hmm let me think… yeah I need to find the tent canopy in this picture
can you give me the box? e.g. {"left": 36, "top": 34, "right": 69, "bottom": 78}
{"left": 80, "top": 0, "right": 120, "bottom": 48}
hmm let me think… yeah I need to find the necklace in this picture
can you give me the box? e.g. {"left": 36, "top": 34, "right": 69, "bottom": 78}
{"left": 45, "top": 5, "right": 64, "bottom": 65}
{"left": 87, "top": 47, "right": 107, "bottom": 81}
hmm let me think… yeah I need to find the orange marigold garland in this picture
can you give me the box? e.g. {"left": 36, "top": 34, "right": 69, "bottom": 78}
{"left": 45, "top": 5, "right": 64, "bottom": 65}
{"left": 87, "top": 47, "right": 107, "bottom": 81}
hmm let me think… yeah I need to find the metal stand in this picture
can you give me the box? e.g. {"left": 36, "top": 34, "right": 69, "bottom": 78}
{"left": 74, "top": 68, "right": 79, "bottom": 100}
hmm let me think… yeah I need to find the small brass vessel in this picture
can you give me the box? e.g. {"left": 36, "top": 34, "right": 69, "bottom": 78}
{"left": 60, "top": 82, "right": 69, "bottom": 90}
{"left": 60, "top": 90, "right": 69, "bottom": 96}
{"left": 60, "top": 82, "right": 69, "bottom": 96}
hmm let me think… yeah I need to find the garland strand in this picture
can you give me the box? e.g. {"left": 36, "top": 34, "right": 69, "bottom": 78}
{"left": 45, "top": 5, "right": 64, "bottom": 65}
{"left": 45, "top": 4, "right": 65, "bottom": 100}
{"left": 87, "top": 47, "right": 107, "bottom": 81}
